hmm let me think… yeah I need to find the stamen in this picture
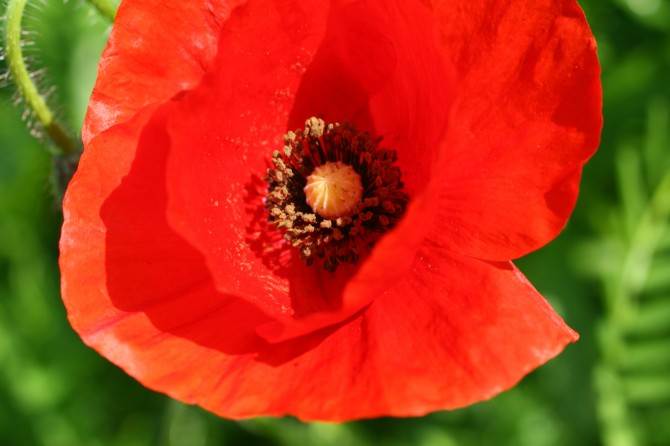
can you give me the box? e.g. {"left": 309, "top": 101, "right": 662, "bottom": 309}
{"left": 265, "top": 117, "right": 408, "bottom": 272}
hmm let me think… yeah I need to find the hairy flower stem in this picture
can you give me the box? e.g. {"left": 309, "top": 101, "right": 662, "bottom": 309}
{"left": 4, "top": 0, "right": 78, "bottom": 156}
{"left": 86, "top": 0, "right": 117, "bottom": 21}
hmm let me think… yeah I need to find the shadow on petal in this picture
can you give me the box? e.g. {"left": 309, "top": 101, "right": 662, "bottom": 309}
{"left": 101, "top": 103, "right": 341, "bottom": 363}
{"left": 287, "top": 1, "right": 397, "bottom": 132}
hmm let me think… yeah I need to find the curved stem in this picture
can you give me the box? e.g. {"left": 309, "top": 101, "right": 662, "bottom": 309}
{"left": 86, "top": 0, "right": 117, "bottom": 21}
{"left": 4, "top": 0, "right": 78, "bottom": 155}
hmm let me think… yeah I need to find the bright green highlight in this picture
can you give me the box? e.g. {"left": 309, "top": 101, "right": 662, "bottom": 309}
{"left": 4, "top": 0, "right": 77, "bottom": 155}
{"left": 86, "top": 0, "right": 117, "bottom": 21}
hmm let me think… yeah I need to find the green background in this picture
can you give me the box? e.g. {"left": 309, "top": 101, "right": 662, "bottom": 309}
{"left": 1, "top": 0, "right": 669, "bottom": 445}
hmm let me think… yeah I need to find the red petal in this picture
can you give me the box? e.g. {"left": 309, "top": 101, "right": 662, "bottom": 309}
{"left": 63, "top": 102, "right": 264, "bottom": 333}
{"left": 61, "top": 102, "right": 271, "bottom": 404}
{"left": 286, "top": 1, "right": 455, "bottom": 196}
{"left": 164, "top": 0, "right": 450, "bottom": 339}
{"left": 81, "top": 0, "right": 232, "bottom": 145}
{"left": 430, "top": 0, "right": 602, "bottom": 260}
{"left": 364, "top": 2, "right": 455, "bottom": 197}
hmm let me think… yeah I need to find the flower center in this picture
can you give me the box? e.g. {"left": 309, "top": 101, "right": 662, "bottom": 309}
{"left": 265, "top": 117, "right": 408, "bottom": 272}
{"left": 304, "top": 161, "right": 363, "bottom": 219}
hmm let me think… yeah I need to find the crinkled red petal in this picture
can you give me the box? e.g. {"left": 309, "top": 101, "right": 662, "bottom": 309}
{"left": 165, "top": 0, "right": 451, "bottom": 340}
{"left": 429, "top": 0, "right": 602, "bottom": 260}
{"left": 82, "top": 0, "right": 234, "bottom": 145}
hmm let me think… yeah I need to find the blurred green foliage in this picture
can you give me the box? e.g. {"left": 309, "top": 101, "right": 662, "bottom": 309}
{"left": 1, "top": 0, "right": 669, "bottom": 445}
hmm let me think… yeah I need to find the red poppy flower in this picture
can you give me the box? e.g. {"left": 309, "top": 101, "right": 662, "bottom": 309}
{"left": 60, "top": 0, "right": 601, "bottom": 421}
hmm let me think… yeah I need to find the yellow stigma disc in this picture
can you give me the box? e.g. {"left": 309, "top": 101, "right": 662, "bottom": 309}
{"left": 304, "top": 161, "right": 363, "bottom": 219}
